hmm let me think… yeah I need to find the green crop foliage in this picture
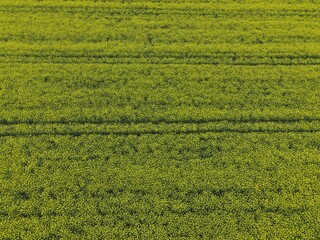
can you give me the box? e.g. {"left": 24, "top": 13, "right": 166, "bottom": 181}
{"left": 0, "top": 0, "right": 320, "bottom": 239}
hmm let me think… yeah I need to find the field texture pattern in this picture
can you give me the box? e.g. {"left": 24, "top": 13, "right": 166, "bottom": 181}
{"left": 0, "top": 0, "right": 320, "bottom": 239}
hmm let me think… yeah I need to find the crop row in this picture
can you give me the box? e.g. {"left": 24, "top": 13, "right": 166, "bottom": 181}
{"left": 0, "top": 121, "right": 319, "bottom": 137}
{"left": 4, "top": 55, "right": 320, "bottom": 65}
{"left": 2, "top": 10, "right": 320, "bottom": 44}
{"left": 0, "top": 1, "right": 319, "bottom": 12}
{"left": 0, "top": 64, "right": 319, "bottom": 123}
{"left": 2, "top": 34, "right": 320, "bottom": 45}
{"left": 2, "top": 42, "right": 320, "bottom": 64}
{"left": 2, "top": 42, "right": 320, "bottom": 56}
{"left": 1, "top": 7, "right": 320, "bottom": 18}
{"left": 1, "top": 132, "right": 319, "bottom": 239}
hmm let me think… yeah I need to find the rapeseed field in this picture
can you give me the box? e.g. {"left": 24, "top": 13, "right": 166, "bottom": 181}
{"left": 0, "top": 0, "right": 319, "bottom": 239}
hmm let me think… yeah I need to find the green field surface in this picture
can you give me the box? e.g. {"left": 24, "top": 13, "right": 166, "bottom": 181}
{"left": 1, "top": 0, "right": 320, "bottom": 239}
